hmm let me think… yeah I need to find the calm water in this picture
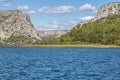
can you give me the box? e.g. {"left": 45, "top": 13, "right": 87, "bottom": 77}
{"left": 0, "top": 47, "right": 120, "bottom": 80}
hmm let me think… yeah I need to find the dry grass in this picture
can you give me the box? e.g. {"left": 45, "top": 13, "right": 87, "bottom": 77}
{"left": 22, "top": 44, "right": 120, "bottom": 48}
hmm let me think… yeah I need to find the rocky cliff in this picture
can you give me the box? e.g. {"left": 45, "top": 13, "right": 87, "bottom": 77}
{"left": 95, "top": 2, "right": 120, "bottom": 20}
{"left": 0, "top": 10, "right": 41, "bottom": 44}
{"left": 79, "top": 2, "right": 120, "bottom": 26}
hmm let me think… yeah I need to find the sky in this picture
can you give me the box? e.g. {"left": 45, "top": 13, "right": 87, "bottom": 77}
{"left": 0, "top": 0, "right": 120, "bottom": 31}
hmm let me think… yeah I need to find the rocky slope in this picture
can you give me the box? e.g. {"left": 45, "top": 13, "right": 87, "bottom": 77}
{"left": 0, "top": 10, "right": 41, "bottom": 44}
{"left": 95, "top": 2, "right": 120, "bottom": 20}
{"left": 79, "top": 2, "right": 120, "bottom": 26}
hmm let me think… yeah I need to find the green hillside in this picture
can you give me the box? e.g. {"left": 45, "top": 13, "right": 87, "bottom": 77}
{"left": 34, "top": 14, "right": 120, "bottom": 45}
{"left": 60, "top": 14, "right": 120, "bottom": 45}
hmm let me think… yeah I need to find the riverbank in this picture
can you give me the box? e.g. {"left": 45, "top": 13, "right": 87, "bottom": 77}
{"left": 21, "top": 44, "right": 120, "bottom": 48}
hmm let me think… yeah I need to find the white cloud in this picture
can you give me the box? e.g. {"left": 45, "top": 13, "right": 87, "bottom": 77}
{"left": 38, "top": 4, "right": 96, "bottom": 14}
{"left": 0, "top": 0, "right": 14, "bottom": 2}
{"left": 54, "top": 6, "right": 75, "bottom": 13}
{"left": 79, "top": 16, "right": 94, "bottom": 20}
{"left": 42, "top": 21, "right": 60, "bottom": 30}
{"left": 17, "top": 5, "right": 29, "bottom": 10}
{"left": 38, "top": 6, "right": 75, "bottom": 14}
{"left": 37, "top": 16, "right": 95, "bottom": 30}
{"left": 3, "top": 3, "right": 11, "bottom": 7}
{"left": 79, "top": 3, "right": 96, "bottom": 11}
{"left": 38, "top": 7, "right": 51, "bottom": 14}
{"left": 37, "top": 19, "right": 80, "bottom": 30}
{"left": 27, "top": 10, "right": 36, "bottom": 14}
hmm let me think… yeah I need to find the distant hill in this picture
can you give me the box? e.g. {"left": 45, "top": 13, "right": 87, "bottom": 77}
{"left": 0, "top": 10, "right": 41, "bottom": 45}
{"left": 38, "top": 30, "right": 68, "bottom": 40}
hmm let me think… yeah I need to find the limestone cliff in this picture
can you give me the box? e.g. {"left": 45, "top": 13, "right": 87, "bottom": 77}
{"left": 79, "top": 2, "right": 120, "bottom": 26}
{"left": 0, "top": 10, "right": 41, "bottom": 44}
{"left": 95, "top": 2, "right": 120, "bottom": 20}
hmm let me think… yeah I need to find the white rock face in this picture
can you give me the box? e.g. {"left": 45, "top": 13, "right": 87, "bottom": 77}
{"left": 38, "top": 30, "right": 68, "bottom": 39}
{"left": 79, "top": 2, "right": 120, "bottom": 26}
{"left": 0, "top": 10, "right": 41, "bottom": 41}
{"left": 95, "top": 2, "right": 120, "bottom": 20}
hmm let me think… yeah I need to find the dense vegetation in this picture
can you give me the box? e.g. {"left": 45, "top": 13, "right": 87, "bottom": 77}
{"left": 4, "top": 35, "right": 33, "bottom": 45}
{"left": 34, "top": 14, "right": 120, "bottom": 46}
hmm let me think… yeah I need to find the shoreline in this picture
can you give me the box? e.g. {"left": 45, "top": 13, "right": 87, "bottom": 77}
{"left": 0, "top": 44, "right": 120, "bottom": 48}
{"left": 21, "top": 44, "right": 120, "bottom": 48}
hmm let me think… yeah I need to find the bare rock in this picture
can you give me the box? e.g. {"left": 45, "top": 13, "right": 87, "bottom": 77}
{"left": 0, "top": 10, "right": 41, "bottom": 43}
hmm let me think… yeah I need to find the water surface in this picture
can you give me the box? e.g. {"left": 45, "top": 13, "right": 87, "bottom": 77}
{"left": 0, "top": 47, "right": 120, "bottom": 80}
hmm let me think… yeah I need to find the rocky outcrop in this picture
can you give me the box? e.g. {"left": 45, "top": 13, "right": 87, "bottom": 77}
{"left": 0, "top": 10, "right": 41, "bottom": 43}
{"left": 79, "top": 2, "right": 120, "bottom": 26}
{"left": 95, "top": 2, "right": 120, "bottom": 20}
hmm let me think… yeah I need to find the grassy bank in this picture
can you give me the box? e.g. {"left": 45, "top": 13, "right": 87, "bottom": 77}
{"left": 21, "top": 44, "right": 120, "bottom": 48}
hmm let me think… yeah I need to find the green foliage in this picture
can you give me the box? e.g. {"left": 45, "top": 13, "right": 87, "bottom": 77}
{"left": 61, "top": 14, "right": 120, "bottom": 45}
{"left": 114, "top": 40, "right": 120, "bottom": 46}
{"left": 0, "top": 42, "right": 3, "bottom": 45}
{"left": 5, "top": 35, "right": 33, "bottom": 45}
{"left": 33, "top": 40, "right": 47, "bottom": 45}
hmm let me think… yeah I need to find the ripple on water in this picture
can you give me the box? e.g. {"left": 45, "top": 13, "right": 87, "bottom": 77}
{"left": 0, "top": 47, "right": 120, "bottom": 80}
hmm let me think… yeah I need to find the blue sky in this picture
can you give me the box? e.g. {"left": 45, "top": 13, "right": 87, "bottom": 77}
{"left": 0, "top": 0, "right": 120, "bottom": 30}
